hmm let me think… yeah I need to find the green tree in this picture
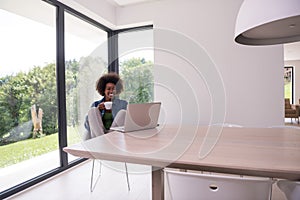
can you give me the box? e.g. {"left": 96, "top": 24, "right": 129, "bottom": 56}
{"left": 65, "top": 59, "right": 79, "bottom": 126}
{"left": 120, "top": 58, "right": 153, "bottom": 103}
{"left": 25, "top": 64, "right": 58, "bottom": 135}
{"left": 0, "top": 56, "right": 154, "bottom": 145}
{"left": 0, "top": 73, "right": 32, "bottom": 143}
{"left": 0, "top": 63, "right": 59, "bottom": 144}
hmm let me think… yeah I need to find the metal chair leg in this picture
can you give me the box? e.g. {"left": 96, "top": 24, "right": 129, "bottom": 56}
{"left": 90, "top": 159, "right": 102, "bottom": 192}
{"left": 90, "top": 160, "right": 130, "bottom": 192}
{"left": 125, "top": 162, "right": 130, "bottom": 191}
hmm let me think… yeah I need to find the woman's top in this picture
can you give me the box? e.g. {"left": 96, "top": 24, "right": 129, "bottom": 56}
{"left": 91, "top": 97, "right": 128, "bottom": 118}
{"left": 84, "top": 97, "right": 128, "bottom": 134}
{"left": 102, "top": 111, "right": 113, "bottom": 130}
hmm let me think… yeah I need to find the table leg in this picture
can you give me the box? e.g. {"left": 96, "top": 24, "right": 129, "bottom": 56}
{"left": 152, "top": 166, "right": 164, "bottom": 200}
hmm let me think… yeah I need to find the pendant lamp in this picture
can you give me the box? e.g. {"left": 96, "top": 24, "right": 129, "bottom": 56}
{"left": 235, "top": 0, "right": 300, "bottom": 45}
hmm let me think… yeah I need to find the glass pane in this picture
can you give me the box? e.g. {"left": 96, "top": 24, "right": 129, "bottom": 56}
{"left": 0, "top": 0, "right": 57, "bottom": 192}
{"left": 118, "top": 29, "right": 154, "bottom": 103}
{"left": 64, "top": 12, "right": 108, "bottom": 161}
{"left": 284, "top": 67, "right": 293, "bottom": 103}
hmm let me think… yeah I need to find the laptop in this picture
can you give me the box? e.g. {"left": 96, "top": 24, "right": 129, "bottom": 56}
{"left": 110, "top": 102, "right": 161, "bottom": 132}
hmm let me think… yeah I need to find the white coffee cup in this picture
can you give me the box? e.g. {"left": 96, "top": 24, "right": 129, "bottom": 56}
{"left": 104, "top": 101, "right": 112, "bottom": 110}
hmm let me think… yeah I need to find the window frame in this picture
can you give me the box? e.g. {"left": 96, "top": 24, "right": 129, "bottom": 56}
{"left": 0, "top": 0, "right": 153, "bottom": 198}
{"left": 109, "top": 25, "right": 153, "bottom": 73}
{"left": 284, "top": 66, "right": 294, "bottom": 104}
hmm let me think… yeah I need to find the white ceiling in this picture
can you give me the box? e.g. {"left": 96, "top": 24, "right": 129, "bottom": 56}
{"left": 106, "top": 0, "right": 157, "bottom": 6}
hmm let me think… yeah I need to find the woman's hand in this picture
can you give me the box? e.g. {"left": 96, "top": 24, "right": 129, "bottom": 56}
{"left": 98, "top": 102, "right": 105, "bottom": 111}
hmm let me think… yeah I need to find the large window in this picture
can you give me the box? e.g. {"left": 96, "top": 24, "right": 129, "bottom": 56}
{"left": 0, "top": 0, "right": 153, "bottom": 198}
{"left": 0, "top": 0, "right": 111, "bottom": 198}
{"left": 0, "top": 0, "right": 58, "bottom": 192}
{"left": 118, "top": 29, "right": 154, "bottom": 103}
{"left": 64, "top": 12, "right": 108, "bottom": 161}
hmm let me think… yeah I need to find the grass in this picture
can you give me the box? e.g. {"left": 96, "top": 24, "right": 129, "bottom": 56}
{"left": 0, "top": 126, "right": 81, "bottom": 168}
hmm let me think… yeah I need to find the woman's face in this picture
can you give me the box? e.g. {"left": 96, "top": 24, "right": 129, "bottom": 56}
{"left": 104, "top": 82, "right": 116, "bottom": 101}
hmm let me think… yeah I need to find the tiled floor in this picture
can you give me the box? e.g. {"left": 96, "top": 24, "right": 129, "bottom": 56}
{"left": 4, "top": 159, "right": 288, "bottom": 200}
{"left": 6, "top": 160, "right": 152, "bottom": 200}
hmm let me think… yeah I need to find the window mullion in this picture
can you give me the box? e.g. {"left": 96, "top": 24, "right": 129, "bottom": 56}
{"left": 108, "top": 31, "right": 119, "bottom": 73}
{"left": 56, "top": 5, "right": 68, "bottom": 168}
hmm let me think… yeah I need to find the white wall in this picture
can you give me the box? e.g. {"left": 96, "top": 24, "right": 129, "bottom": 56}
{"left": 285, "top": 60, "right": 300, "bottom": 104}
{"left": 66, "top": 0, "right": 285, "bottom": 127}
{"left": 116, "top": 0, "right": 284, "bottom": 127}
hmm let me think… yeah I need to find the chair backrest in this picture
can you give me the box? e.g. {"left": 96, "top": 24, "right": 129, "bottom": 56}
{"left": 277, "top": 180, "right": 300, "bottom": 200}
{"left": 165, "top": 170, "right": 274, "bottom": 200}
{"left": 285, "top": 98, "right": 292, "bottom": 109}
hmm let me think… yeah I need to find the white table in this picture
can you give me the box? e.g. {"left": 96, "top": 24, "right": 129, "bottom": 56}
{"left": 64, "top": 125, "right": 300, "bottom": 200}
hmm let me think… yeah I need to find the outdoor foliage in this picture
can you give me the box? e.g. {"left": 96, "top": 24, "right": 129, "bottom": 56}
{"left": 65, "top": 59, "right": 80, "bottom": 127}
{"left": 120, "top": 58, "right": 154, "bottom": 103}
{"left": 0, "top": 57, "right": 153, "bottom": 146}
{"left": 0, "top": 61, "right": 77, "bottom": 145}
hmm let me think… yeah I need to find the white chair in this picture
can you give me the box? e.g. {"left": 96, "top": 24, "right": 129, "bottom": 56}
{"left": 90, "top": 159, "right": 130, "bottom": 192}
{"left": 165, "top": 169, "right": 274, "bottom": 200}
{"left": 277, "top": 180, "right": 300, "bottom": 200}
{"left": 87, "top": 108, "right": 130, "bottom": 192}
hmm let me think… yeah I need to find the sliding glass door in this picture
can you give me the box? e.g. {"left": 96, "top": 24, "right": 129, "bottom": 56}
{"left": 0, "top": 0, "right": 153, "bottom": 198}
{"left": 0, "top": 0, "right": 110, "bottom": 197}
{"left": 64, "top": 12, "right": 108, "bottom": 161}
